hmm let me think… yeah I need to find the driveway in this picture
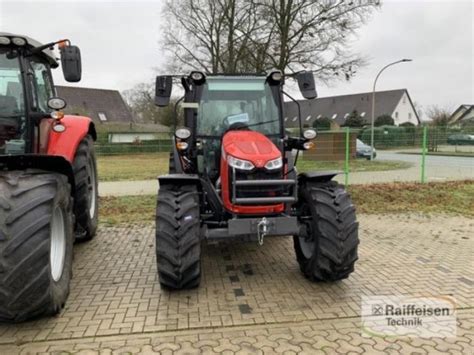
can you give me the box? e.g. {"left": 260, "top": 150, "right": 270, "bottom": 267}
{"left": 0, "top": 214, "right": 472, "bottom": 353}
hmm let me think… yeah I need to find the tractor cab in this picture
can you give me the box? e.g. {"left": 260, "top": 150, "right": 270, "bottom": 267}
{"left": 0, "top": 32, "right": 81, "bottom": 155}
{"left": 196, "top": 75, "right": 282, "bottom": 181}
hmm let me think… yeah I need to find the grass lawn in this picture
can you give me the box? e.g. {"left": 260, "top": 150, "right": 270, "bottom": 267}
{"left": 97, "top": 153, "right": 169, "bottom": 182}
{"left": 97, "top": 153, "right": 412, "bottom": 182}
{"left": 99, "top": 180, "right": 474, "bottom": 225}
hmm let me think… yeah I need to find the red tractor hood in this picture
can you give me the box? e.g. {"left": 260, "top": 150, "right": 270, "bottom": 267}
{"left": 222, "top": 130, "right": 281, "bottom": 168}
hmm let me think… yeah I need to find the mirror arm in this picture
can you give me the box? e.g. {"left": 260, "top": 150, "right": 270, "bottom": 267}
{"left": 173, "top": 96, "right": 185, "bottom": 132}
{"left": 28, "top": 39, "right": 70, "bottom": 56}
{"left": 282, "top": 91, "right": 303, "bottom": 138}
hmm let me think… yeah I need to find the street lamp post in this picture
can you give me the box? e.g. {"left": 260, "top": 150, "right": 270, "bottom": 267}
{"left": 370, "top": 59, "right": 412, "bottom": 160}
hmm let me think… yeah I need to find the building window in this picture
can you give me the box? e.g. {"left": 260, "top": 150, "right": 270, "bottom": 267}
{"left": 408, "top": 113, "right": 412, "bottom": 120}
{"left": 344, "top": 113, "right": 349, "bottom": 119}
{"left": 403, "top": 96, "right": 406, "bottom": 104}
{"left": 360, "top": 112, "right": 366, "bottom": 117}
{"left": 317, "top": 114, "right": 322, "bottom": 119}
{"left": 292, "top": 116, "right": 297, "bottom": 122}
{"left": 305, "top": 115, "right": 311, "bottom": 121}
{"left": 395, "top": 112, "right": 399, "bottom": 119}
{"left": 332, "top": 113, "right": 337, "bottom": 119}
{"left": 98, "top": 112, "right": 108, "bottom": 122}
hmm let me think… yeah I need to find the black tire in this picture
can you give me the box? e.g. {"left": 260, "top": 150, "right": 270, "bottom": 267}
{"left": 169, "top": 152, "right": 176, "bottom": 174}
{"left": 155, "top": 184, "right": 201, "bottom": 289}
{"left": 73, "top": 135, "right": 98, "bottom": 242}
{"left": 293, "top": 181, "right": 359, "bottom": 281}
{"left": 0, "top": 170, "right": 74, "bottom": 322}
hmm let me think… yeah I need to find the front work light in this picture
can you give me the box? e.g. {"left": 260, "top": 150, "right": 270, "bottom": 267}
{"left": 265, "top": 157, "right": 283, "bottom": 170}
{"left": 228, "top": 156, "right": 255, "bottom": 171}
{"left": 12, "top": 37, "right": 26, "bottom": 46}
{"left": 190, "top": 71, "right": 206, "bottom": 84}
{"left": 271, "top": 71, "right": 283, "bottom": 82}
{"left": 0, "top": 37, "right": 11, "bottom": 45}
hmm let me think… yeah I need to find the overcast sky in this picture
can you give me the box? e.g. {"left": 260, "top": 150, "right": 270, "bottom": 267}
{"left": 1, "top": 0, "right": 472, "bottom": 116}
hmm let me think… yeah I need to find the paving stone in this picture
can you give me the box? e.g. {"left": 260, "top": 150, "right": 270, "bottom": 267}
{"left": 0, "top": 214, "right": 471, "bottom": 353}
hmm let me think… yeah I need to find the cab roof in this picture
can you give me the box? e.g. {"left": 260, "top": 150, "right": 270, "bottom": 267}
{"left": 0, "top": 32, "right": 58, "bottom": 68}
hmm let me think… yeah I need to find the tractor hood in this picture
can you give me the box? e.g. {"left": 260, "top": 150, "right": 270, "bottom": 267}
{"left": 222, "top": 130, "right": 281, "bottom": 168}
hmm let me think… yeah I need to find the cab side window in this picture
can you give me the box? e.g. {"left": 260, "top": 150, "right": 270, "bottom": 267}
{"left": 28, "top": 58, "right": 54, "bottom": 113}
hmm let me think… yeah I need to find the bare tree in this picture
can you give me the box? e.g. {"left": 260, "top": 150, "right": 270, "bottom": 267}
{"left": 123, "top": 83, "right": 182, "bottom": 127}
{"left": 425, "top": 105, "right": 453, "bottom": 127}
{"left": 163, "top": 0, "right": 261, "bottom": 73}
{"left": 161, "top": 0, "right": 379, "bottom": 79}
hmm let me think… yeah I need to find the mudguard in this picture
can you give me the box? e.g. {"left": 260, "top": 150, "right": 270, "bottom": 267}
{"left": 158, "top": 174, "right": 201, "bottom": 187}
{"left": 0, "top": 154, "right": 75, "bottom": 194}
{"left": 47, "top": 115, "right": 96, "bottom": 163}
{"left": 298, "top": 171, "right": 341, "bottom": 183}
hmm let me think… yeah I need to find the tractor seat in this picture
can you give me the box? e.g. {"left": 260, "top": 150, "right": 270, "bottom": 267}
{"left": 0, "top": 95, "right": 19, "bottom": 116}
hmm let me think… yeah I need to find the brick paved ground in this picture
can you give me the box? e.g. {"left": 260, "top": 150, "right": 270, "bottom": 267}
{"left": 0, "top": 214, "right": 472, "bottom": 354}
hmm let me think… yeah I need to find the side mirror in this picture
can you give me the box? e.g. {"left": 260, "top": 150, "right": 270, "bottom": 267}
{"left": 155, "top": 76, "right": 173, "bottom": 107}
{"left": 60, "top": 45, "right": 82, "bottom": 82}
{"left": 296, "top": 71, "right": 317, "bottom": 100}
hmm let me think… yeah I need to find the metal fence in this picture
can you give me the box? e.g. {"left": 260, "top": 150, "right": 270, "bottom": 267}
{"left": 95, "top": 126, "right": 474, "bottom": 185}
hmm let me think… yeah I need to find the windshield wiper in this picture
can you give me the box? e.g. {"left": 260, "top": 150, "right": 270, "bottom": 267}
{"left": 246, "top": 119, "right": 278, "bottom": 128}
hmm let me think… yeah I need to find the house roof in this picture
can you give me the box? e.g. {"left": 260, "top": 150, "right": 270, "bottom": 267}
{"left": 284, "top": 89, "right": 419, "bottom": 127}
{"left": 449, "top": 104, "right": 474, "bottom": 123}
{"left": 56, "top": 86, "right": 135, "bottom": 124}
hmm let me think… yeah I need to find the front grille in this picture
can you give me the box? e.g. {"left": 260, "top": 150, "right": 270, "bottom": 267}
{"left": 230, "top": 168, "right": 290, "bottom": 200}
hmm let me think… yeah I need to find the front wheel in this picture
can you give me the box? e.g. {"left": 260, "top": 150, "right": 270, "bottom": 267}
{"left": 155, "top": 184, "right": 201, "bottom": 289}
{"left": 0, "top": 171, "right": 74, "bottom": 322}
{"left": 294, "top": 181, "right": 359, "bottom": 281}
{"left": 73, "top": 135, "right": 98, "bottom": 241}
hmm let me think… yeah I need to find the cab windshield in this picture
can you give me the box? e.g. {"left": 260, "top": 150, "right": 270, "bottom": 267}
{"left": 197, "top": 77, "right": 280, "bottom": 137}
{"left": 0, "top": 49, "right": 25, "bottom": 150}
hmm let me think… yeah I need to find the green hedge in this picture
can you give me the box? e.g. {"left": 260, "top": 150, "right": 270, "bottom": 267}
{"left": 96, "top": 139, "right": 172, "bottom": 156}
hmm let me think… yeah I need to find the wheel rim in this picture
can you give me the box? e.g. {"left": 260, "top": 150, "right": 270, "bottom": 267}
{"left": 298, "top": 204, "right": 315, "bottom": 259}
{"left": 50, "top": 207, "right": 66, "bottom": 282}
{"left": 87, "top": 158, "right": 97, "bottom": 219}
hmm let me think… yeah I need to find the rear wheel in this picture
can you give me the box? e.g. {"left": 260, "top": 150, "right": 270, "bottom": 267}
{"left": 73, "top": 135, "right": 98, "bottom": 242}
{"left": 294, "top": 181, "right": 359, "bottom": 281}
{"left": 0, "top": 171, "right": 73, "bottom": 322}
{"left": 155, "top": 184, "right": 201, "bottom": 289}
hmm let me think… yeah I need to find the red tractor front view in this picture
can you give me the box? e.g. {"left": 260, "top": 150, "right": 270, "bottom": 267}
{"left": 154, "top": 71, "right": 359, "bottom": 289}
{"left": 0, "top": 33, "right": 98, "bottom": 322}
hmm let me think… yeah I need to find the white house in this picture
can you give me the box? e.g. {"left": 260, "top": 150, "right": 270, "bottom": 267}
{"left": 285, "top": 89, "right": 420, "bottom": 127}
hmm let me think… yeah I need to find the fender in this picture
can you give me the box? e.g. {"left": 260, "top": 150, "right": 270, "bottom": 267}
{"left": 158, "top": 174, "right": 200, "bottom": 187}
{"left": 47, "top": 115, "right": 96, "bottom": 163}
{"left": 0, "top": 154, "right": 75, "bottom": 194}
{"left": 298, "top": 171, "right": 341, "bottom": 184}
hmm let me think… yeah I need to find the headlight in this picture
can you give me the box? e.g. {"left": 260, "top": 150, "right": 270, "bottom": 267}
{"left": 265, "top": 157, "right": 283, "bottom": 170}
{"left": 175, "top": 127, "right": 191, "bottom": 140}
{"left": 228, "top": 156, "right": 255, "bottom": 171}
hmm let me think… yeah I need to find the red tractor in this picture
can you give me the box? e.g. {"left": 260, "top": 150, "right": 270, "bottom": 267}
{"left": 0, "top": 33, "right": 98, "bottom": 321}
{"left": 154, "top": 71, "right": 359, "bottom": 289}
